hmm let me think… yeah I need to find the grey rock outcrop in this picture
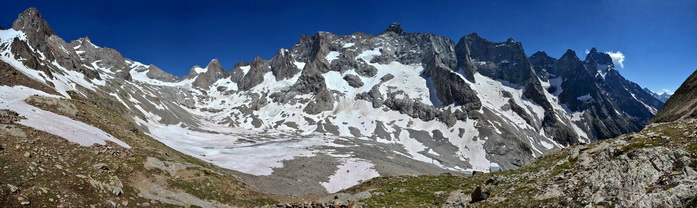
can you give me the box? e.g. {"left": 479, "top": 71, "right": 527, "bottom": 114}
{"left": 343, "top": 74, "right": 363, "bottom": 88}
{"left": 239, "top": 57, "right": 269, "bottom": 91}
{"left": 381, "top": 23, "right": 406, "bottom": 35}
{"left": 12, "top": 8, "right": 55, "bottom": 52}
{"left": 146, "top": 65, "right": 179, "bottom": 82}
{"left": 269, "top": 49, "right": 301, "bottom": 80}
{"left": 191, "top": 59, "right": 226, "bottom": 89}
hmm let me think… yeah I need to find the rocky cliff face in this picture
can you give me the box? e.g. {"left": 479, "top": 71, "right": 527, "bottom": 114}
{"left": 529, "top": 48, "right": 664, "bottom": 140}
{"left": 653, "top": 69, "right": 697, "bottom": 123}
{"left": 0, "top": 8, "right": 664, "bottom": 196}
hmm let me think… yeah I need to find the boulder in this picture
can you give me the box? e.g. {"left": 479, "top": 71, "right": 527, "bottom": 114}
{"left": 470, "top": 184, "right": 489, "bottom": 203}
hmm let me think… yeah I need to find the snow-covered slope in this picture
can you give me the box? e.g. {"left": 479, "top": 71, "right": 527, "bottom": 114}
{"left": 0, "top": 10, "right": 663, "bottom": 195}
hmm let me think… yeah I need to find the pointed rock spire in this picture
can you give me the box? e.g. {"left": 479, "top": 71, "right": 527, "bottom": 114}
{"left": 205, "top": 59, "right": 224, "bottom": 74}
{"left": 189, "top": 59, "right": 228, "bottom": 89}
{"left": 589, "top": 47, "right": 599, "bottom": 54}
{"left": 238, "top": 56, "right": 269, "bottom": 91}
{"left": 584, "top": 47, "right": 613, "bottom": 65}
{"left": 382, "top": 23, "right": 405, "bottom": 35}
{"left": 561, "top": 49, "right": 579, "bottom": 61}
{"left": 12, "top": 8, "right": 54, "bottom": 37}
{"left": 270, "top": 48, "right": 301, "bottom": 80}
{"left": 531, "top": 51, "right": 550, "bottom": 58}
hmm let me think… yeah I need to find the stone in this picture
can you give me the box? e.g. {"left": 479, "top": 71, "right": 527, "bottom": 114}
{"left": 470, "top": 184, "right": 489, "bottom": 203}
{"left": 23, "top": 152, "right": 31, "bottom": 158}
{"left": 111, "top": 186, "right": 123, "bottom": 196}
{"left": 92, "top": 163, "right": 109, "bottom": 170}
{"left": 445, "top": 190, "right": 470, "bottom": 206}
{"left": 7, "top": 184, "right": 19, "bottom": 193}
{"left": 343, "top": 74, "right": 364, "bottom": 88}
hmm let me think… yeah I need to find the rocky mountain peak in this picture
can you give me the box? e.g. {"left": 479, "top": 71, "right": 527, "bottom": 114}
{"left": 12, "top": 8, "right": 54, "bottom": 37}
{"left": 205, "top": 59, "right": 224, "bottom": 73}
{"left": 187, "top": 59, "right": 227, "bottom": 89}
{"left": 251, "top": 56, "right": 266, "bottom": 68}
{"left": 584, "top": 47, "right": 613, "bottom": 66}
{"left": 554, "top": 50, "right": 585, "bottom": 75}
{"left": 529, "top": 51, "right": 556, "bottom": 80}
{"left": 270, "top": 48, "right": 301, "bottom": 80}
{"left": 560, "top": 49, "right": 580, "bottom": 61}
{"left": 465, "top": 32, "right": 481, "bottom": 39}
{"left": 382, "top": 23, "right": 405, "bottom": 35}
{"left": 530, "top": 51, "right": 551, "bottom": 59}
{"left": 184, "top": 66, "right": 202, "bottom": 78}
{"left": 74, "top": 36, "right": 101, "bottom": 51}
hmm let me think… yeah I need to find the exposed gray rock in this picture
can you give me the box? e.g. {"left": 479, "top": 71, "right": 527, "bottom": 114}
{"left": 0, "top": 124, "right": 26, "bottom": 138}
{"left": 7, "top": 184, "right": 19, "bottom": 193}
{"left": 145, "top": 65, "right": 179, "bottom": 82}
{"left": 191, "top": 59, "right": 227, "bottom": 89}
{"left": 12, "top": 8, "right": 55, "bottom": 56}
{"left": 343, "top": 74, "right": 363, "bottom": 88}
{"left": 470, "top": 184, "right": 489, "bottom": 203}
{"left": 269, "top": 49, "right": 301, "bottom": 80}
{"left": 238, "top": 57, "right": 269, "bottom": 90}
{"left": 381, "top": 23, "right": 406, "bottom": 35}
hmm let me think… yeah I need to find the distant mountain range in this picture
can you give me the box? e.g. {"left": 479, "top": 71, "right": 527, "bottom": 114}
{"left": 0, "top": 7, "right": 665, "bottom": 197}
{"left": 644, "top": 88, "right": 672, "bottom": 102}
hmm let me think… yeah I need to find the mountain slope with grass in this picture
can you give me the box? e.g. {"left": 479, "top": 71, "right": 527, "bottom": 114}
{"left": 0, "top": 84, "right": 276, "bottom": 207}
{"left": 311, "top": 119, "right": 697, "bottom": 207}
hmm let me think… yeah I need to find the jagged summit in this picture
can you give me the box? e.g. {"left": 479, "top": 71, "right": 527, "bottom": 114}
{"left": 382, "top": 23, "right": 405, "bottom": 35}
{"left": 584, "top": 47, "right": 614, "bottom": 66}
{"left": 206, "top": 58, "right": 223, "bottom": 72}
{"left": 562, "top": 49, "right": 578, "bottom": 58}
{"left": 530, "top": 51, "right": 550, "bottom": 58}
{"left": 12, "top": 7, "right": 54, "bottom": 37}
{"left": 184, "top": 59, "right": 225, "bottom": 79}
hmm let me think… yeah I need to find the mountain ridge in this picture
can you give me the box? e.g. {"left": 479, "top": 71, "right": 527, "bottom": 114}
{"left": 0, "top": 7, "right": 665, "bottom": 197}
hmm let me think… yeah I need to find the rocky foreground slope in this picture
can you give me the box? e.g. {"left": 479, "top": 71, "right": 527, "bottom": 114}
{"left": 297, "top": 69, "right": 697, "bottom": 207}
{"left": 0, "top": 91, "right": 275, "bottom": 207}
{"left": 301, "top": 119, "right": 697, "bottom": 207}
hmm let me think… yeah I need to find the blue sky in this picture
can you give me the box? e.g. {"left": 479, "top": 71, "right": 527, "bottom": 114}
{"left": 1, "top": 0, "right": 695, "bottom": 94}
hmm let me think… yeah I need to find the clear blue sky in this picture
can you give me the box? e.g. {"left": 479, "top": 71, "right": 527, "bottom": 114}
{"left": 2, "top": 0, "right": 695, "bottom": 93}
